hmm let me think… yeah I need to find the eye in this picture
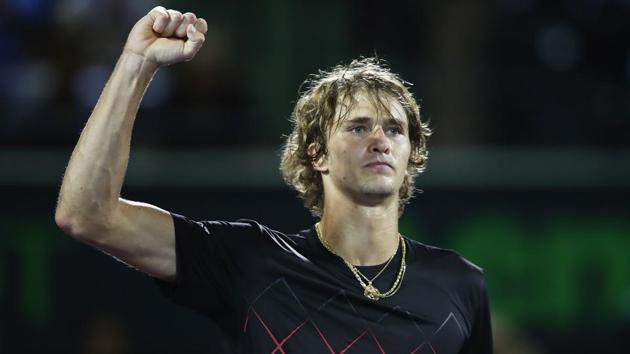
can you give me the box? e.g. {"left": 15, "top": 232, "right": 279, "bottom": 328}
{"left": 386, "top": 126, "right": 403, "bottom": 136}
{"left": 350, "top": 126, "right": 367, "bottom": 134}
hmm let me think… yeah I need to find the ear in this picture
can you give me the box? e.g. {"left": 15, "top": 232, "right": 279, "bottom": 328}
{"left": 307, "top": 143, "right": 328, "bottom": 172}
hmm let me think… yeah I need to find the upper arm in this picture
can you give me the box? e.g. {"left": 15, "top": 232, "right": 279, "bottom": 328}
{"left": 73, "top": 198, "right": 177, "bottom": 281}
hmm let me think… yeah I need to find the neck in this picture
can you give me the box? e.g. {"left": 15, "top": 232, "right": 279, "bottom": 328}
{"left": 318, "top": 191, "right": 400, "bottom": 266}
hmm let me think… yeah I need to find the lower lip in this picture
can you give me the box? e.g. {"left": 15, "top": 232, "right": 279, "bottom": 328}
{"left": 365, "top": 164, "right": 392, "bottom": 172}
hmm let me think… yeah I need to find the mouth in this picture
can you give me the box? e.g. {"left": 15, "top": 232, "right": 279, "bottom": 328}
{"left": 364, "top": 162, "right": 394, "bottom": 170}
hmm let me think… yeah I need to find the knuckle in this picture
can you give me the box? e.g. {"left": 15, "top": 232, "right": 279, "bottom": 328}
{"left": 167, "top": 9, "right": 183, "bottom": 20}
{"left": 155, "top": 10, "right": 169, "bottom": 21}
{"left": 194, "top": 19, "right": 207, "bottom": 33}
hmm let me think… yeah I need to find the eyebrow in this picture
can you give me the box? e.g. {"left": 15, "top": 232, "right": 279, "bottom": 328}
{"left": 344, "top": 116, "right": 407, "bottom": 128}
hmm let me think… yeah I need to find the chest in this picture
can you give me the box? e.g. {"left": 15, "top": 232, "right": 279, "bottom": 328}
{"left": 236, "top": 255, "right": 469, "bottom": 353}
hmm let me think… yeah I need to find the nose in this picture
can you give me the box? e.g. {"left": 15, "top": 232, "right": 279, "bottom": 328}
{"left": 369, "top": 126, "right": 391, "bottom": 154}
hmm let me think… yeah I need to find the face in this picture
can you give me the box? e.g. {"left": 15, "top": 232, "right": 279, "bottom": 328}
{"left": 314, "top": 91, "right": 411, "bottom": 205}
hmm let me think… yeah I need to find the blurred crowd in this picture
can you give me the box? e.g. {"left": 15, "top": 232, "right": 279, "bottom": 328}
{"left": 1, "top": 0, "right": 629, "bottom": 148}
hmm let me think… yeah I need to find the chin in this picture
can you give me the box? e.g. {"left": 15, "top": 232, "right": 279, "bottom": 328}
{"left": 357, "top": 181, "right": 398, "bottom": 198}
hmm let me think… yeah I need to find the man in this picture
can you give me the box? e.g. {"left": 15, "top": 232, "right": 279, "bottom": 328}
{"left": 55, "top": 6, "right": 493, "bottom": 353}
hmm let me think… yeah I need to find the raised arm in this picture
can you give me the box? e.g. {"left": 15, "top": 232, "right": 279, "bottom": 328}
{"left": 54, "top": 6, "right": 207, "bottom": 281}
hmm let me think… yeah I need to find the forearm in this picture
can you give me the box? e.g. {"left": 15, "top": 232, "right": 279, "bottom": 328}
{"left": 55, "top": 51, "right": 158, "bottom": 234}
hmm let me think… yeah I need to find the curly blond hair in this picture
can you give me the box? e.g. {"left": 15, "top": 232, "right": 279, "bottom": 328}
{"left": 280, "top": 57, "right": 431, "bottom": 217}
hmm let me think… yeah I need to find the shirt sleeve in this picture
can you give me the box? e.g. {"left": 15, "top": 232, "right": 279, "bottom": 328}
{"left": 153, "top": 212, "right": 263, "bottom": 319}
{"left": 461, "top": 274, "right": 493, "bottom": 354}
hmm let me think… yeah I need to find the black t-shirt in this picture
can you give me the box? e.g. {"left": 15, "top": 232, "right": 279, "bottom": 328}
{"left": 154, "top": 212, "right": 493, "bottom": 353}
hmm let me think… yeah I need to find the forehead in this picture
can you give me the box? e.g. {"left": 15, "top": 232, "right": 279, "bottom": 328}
{"left": 335, "top": 90, "right": 408, "bottom": 125}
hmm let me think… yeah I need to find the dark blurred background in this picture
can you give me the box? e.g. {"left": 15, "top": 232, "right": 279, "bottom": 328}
{"left": 1, "top": 0, "right": 629, "bottom": 353}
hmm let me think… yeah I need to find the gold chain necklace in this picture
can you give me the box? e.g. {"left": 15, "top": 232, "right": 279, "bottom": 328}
{"left": 315, "top": 222, "right": 406, "bottom": 300}
{"left": 356, "top": 245, "right": 396, "bottom": 285}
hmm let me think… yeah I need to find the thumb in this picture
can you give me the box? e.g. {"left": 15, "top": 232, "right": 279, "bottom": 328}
{"left": 183, "top": 24, "right": 205, "bottom": 60}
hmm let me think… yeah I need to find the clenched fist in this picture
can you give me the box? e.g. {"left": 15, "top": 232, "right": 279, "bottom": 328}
{"left": 123, "top": 6, "right": 208, "bottom": 66}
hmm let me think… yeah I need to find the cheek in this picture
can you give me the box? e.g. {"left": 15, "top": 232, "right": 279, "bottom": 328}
{"left": 331, "top": 144, "right": 349, "bottom": 162}
{"left": 402, "top": 140, "right": 412, "bottom": 157}
{"left": 398, "top": 145, "right": 412, "bottom": 168}
{"left": 337, "top": 149, "right": 349, "bottom": 172}
{"left": 330, "top": 147, "right": 351, "bottom": 179}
